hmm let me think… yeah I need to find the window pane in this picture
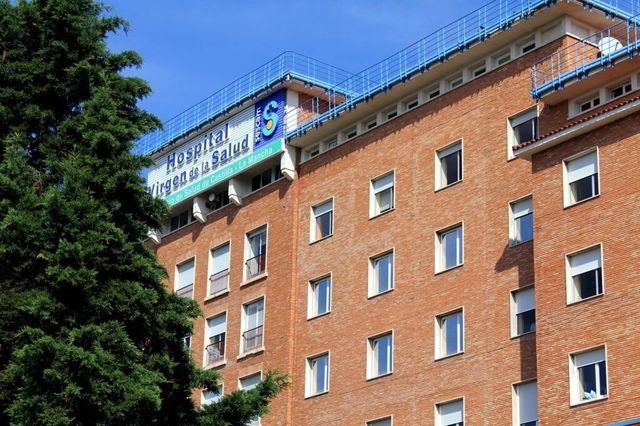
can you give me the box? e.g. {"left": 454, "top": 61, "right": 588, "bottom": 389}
{"left": 315, "top": 278, "right": 331, "bottom": 315}
{"left": 442, "top": 151, "right": 461, "bottom": 185}
{"left": 571, "top": 174, "right": 598, "bottom": 203}
{"left": 374, "top": 254, "right": 393, "bottom": 293}
{"left": 376, "top": 188, "right": 394, "bottom": 213}
{"left": 316, "top": 211, "right": 333, "bottom": 238}
{"left": 598, "top": 361, "right": 607, "bottom": 396}
{"left": 515, "top": 213, "right": 533, "bottom": 243}
{"left": 314, "top": 355, "right": 328, "bottom": 393}
{"left": 517, "top": 310, "right": 536, "bottom": 335}
{"left": 442, "top": 227, "right": 462, "bottom": 269}
{"left": 575, "top": 268, "right": 602, "bottom": 300}
{"left": 375, "top": 335, "right": 392, "bottom": 375}
{"left": 579, "top": 364, "right": 597, "bottom": 400}
{"left": 443, "top": 313, "right": 463, "bottom": 355}
{"left": 514, "top": 117, "right": 537, "bottom": 144}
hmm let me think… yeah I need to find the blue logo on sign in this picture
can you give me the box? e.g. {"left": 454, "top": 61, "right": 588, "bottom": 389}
{"left": 254, "top": 89, "right": 285, "bottom": 149}
{"left": 261, "top": 100, "right": 279, "bottom": 137}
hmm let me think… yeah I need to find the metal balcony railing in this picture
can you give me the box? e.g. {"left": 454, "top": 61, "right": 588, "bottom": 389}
{"left": 209, "top": 269, "right": 229, "bottom": 295}
{"left": 532, "top": 13, "right": 640, "bottom": 98}
{"left": 206, "top": 337, "right": 225, "bottom": 365}
{"left": 175, "top": 283, "right": 194, "bottom": 299}
{"left": 133, "top": 52, "right": 356, "bottom": 156}
{"left": 242, "top": 325, "right": 263, "bottom": 352}
{"left": 245, "top": 253, "right": 266, "bottom": 279}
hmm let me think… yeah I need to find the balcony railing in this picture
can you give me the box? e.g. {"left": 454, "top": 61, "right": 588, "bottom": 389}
{"left": 245, "top": 253, "right": 266, "bottom": 279}
{"left": 175, "top": 283, "right": 194, "bottom": 299}
{"left": 242, "top": 325, "right": 263, "bottom": 352}
{"left": 532, "top": 14, "right": 640, "bottom": 98}
{"left": 209, "top": 269, "right": 229, "bottom": 295}
{"left": 206, "top": 338, "right": 225, "bottom": 365}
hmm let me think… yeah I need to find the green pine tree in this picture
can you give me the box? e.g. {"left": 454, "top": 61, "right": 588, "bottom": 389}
{"left": 0, "top": 1, "right": 287, "bottom": 424}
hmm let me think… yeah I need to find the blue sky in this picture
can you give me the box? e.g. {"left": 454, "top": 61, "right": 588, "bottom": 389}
{"left": 106, "top": 0, "right": 488, "bottom": 123}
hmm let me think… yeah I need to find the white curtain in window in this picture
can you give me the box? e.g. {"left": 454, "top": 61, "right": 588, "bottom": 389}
{"left": 574, "top": 348, "right": 605, "bottom": 368}
{"left": 514, "top": 288, "right": 535, "bottom": 314}
{"left": 177, "top": 260, "right": 194, "bottom": 288}
{"left": 517, "top": 381, "right": 538, "bottom": 424}
{"left": 239, "top": 373, "right": 261, "bottom": 390}
{"left": 570, "top": 247, "right": 601, "bottom": 276}
{"left": 245, "top": 300, "right": 264, "bottom": 329}
{"left": 512, "top": 198, "right": 532, "bottom": 218}
{"left": 567, "top": 152, "right": 597, "bottom": 183}
{"left": 313, "top": 200, "right": 333, "bottom": 217}
{"left": 439, "top": 399, "right": 463, "bottom": 424}
{"left": 212, "top": 244, "right": 230, "bottom": 273}
{"left": 207, "top": 314, "right": 226, "bottom": 338}
{"left": 373, "top": 173, "right": 394, "bottom": 193}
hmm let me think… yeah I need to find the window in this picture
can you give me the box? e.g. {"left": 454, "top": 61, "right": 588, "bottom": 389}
{"left": 324, "top": 137, "right": 338, "bottom": 150}
{"left": 513, "top": 381, "right": 538, "bottom": 426}
{"left": 608, "top": 80, "right": 632, "bottom": 100}
{"left": 367, "top": 332, "right": 393, "bottom": 379}
{"left": 384, "top": 106, "right": 398, "bottom": 121}
{"left": 305, "top": 353, "right": 329, "bottom": 397}
{"left": 436, "top": 142, "right": 462, "bottom": 189}
{"left": 512, "top": 287, "right": 536, "bottom": 337}
{"left": 205, "top": 313, "right": 226, "bottom": 366}
{"left": 509, "top": 109, "right": 538, "bottom": 148}
{"left": 370, "top": 172, "right": 395, "bottom": 216}
{"left": 436, "top": 224, "right": 463, "bottom": 272}
{"left": 436, "top": 399, "right": 464, "bottom": 426}
{"left": 245, "top": 226, "right": 267, "bottom": 279}
{"left": 206, "top": 188, "right": 230, "bottom": 211}
{"left": 567, "top": 245, "right": 603, "bottom": 303}
{"left": 403, "top": 96, "right": 419, "bottom": 111}
{"left": 518, "top": 38, "right": 536, "bottom": 55}
{"left": 345, "top": 126, "right": 358, "bottom": 140}
{"left": 426, "top": 85, "right": 441, "bottom": 100}
{"left": 250, "top": 166, "right": 282, "bottom": 191}
{"left": 365, "top": 117, "right": 378, "bottom": 130}
{"left": 209, "top": 243, "right": 230, "bottom": 296}
{"left": 310, "top": 199, "right": 333, "bottom": 242}
{"left": 202, "top": 385, "right": 222, "bottom": 406}
{"left": 575, "top": 93, "right": 601, "bottom": 115}
{"left": 239, "top": 373, "right": 262, "bottom": 426}
{"left": 510, "top": 197, "right": 533, "bottom": 245}
{"left": 175, "top": 259, "right": 195, "bottom": 298}
{"left": 183, "top": 334, "right": 191, "bottom": 348}
{"left": 570, "top": 347, "right": 608, "bottom": 405}
{"left": 369, "top": 251, "right": 394, "bottom": 297}
{"left": 170, "top": 209, "right": 193, "bottom": 232}
{"left": 494, "top": 50, "right": 511, "bottom": 66}
{"left": 308, "top": 276, "right": 331, "bottom": 318}
{"left": 367, "top": 417, "right": 392, "bottom": 426}
{"left": 435, "top": 310, "right": 464, "bottom": 359}
{"left": 564, "top": 150, "right": 599, "bottom": 206}
{"left": 242, "top": 298, "right": 264, "bottom": 353}
{"left": 472, "top": 62, "right": 487, "bottom": 77}
{"left": 306, "top": 144, "right": 320, "bottom": 159}
{"left": 448, "top": 73, "right": 464, "bottom": 89}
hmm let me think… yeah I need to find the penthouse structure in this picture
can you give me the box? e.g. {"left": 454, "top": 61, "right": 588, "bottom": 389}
{"left": 141, "top": 0, "right": 640, "bottom": 424}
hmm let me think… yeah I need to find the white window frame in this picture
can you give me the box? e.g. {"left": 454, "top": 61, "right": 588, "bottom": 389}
{"left": 383, "top": 105, "right": 398, "bottom": 121}
{"left": 435, "top": 398, "right": 465, "bottom": 426}
{"left": 471, "top": 61, "right": 487, "bottom": 78}
{"left": 201, "top": 384, "right": 223, "bottom": 406}
{"left": 305, "top": 144, "right": 320, "bottom": 160}
{"left": 571, "top": 91, "right": 601, "bottom": 116}
{"left": 305, "top": 352, "right": 330, "bottom": 398}
{"left": 435, "top": 309, "right": 464, "bottom": 360}
{"left": 240, "top": 296, "right": 265, "bottom": 354}
{"left": 238, "top": 371, "right": 262, "bottom": 426}
{"left": 510, "top": 285, "right": 536, "bottom": 338}
{"left": 175, "top": 257, "right": 196, "bottom": 298}
{"left": 509, "top": 196, "right": 533, "bottom": 246}
{"left": 512, "top": 380, "right": 538, "bottom": 426}
{"left": 368, "top": 250, "right": 395, "bottom": 298}
{"left": 425, "top": 84, "right": 441, "bottom": 100}
{"left": 323, "top": 136, "right": 338, "bottom": 150}
{"left": 569, "top": 346, "right": 609, "bottom": 406}
{"left": 435, "top": 223, "right": 464, "bottom": 273}
{"left": 307, "top": 274, "right": 332, "bottom": 319}
{"left": 447, "top": 73, "right": 464, "bottom": 90}
{"left": 565, "top": 244, "right": 604, "bottom": 304}
{"left": 364, "top": 116, "right": 378, "bottom": 131}
{"left": 517, "top": 37, "right": 536, "bottom": 55}
{"left": 366, "top": 416, "right": 393, "bottom": 426}
{"left": 244, "top": 225, "right": 268, "bottom": 281}
{"left": 562, "top": 148, "right": 600, "bottom": 207}
{"left": 204, "top": 311, "right": 227, "bottom": 367}
{"left": 208, "top": 241, "right": 231, "bottom": 297}
{"left": 507, "top": 107, "right": 538, "bottom": 159}
{"left": 435, "top": 140, "right": 463, "bottom": 190}
{"left": 402, "top": 95, "right": 419, "bottom": 111}
{"left": 366, "top": 331, "right": 394, "bottom": 380}
{"left": 370, "top": 171, "right": 395, "bottom": 218}
{"left": 344, "top": 126, "right": 358, "bottom": 140}
{"left": 310, "top": 198, "right": 334, "bottom": 243}
{"left": 493, "top": 49, "right": 512, "bottom": 67}
{"left": 608, "top": 78, "right": 632, "bottom": 101}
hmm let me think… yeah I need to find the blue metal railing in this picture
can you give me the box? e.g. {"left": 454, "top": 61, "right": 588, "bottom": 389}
{"left": 283, "top": 0, "right": 640, "bottom": 140}
{"left": 532, "top": 13, "right": 640, "bottom": 98}
{"left": 134, "top": 52, "right": 357, "bottom": 156}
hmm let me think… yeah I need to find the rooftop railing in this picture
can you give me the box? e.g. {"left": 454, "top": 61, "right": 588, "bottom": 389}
{"left": 531, "top": 14, "right": 640, "bottom": 98}
{"left": 134, "top": 52, "right": 356, "bottom": 156}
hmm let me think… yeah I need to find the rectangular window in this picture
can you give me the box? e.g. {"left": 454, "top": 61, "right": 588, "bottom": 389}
{"left": 509, "top": 109, "right": 538, "bottom": 148}
{"left": 306, "top": 145, "right": 320, "bottom": 159}
{"left": 512, "top": 287, "right": 536, "bottom": 337}
{"left": 207, "top": 188, "right": 230, "bottom": 211}
{"left": 436, "top": 142, "right": 462, "bottom": 189}
{"left": 242, "top": 298, "right": 264, "bottom": 353}
{"left": 494, "top": 50, "right": 512, "bottom": 66}
{"left": 564, "top": 150, "right": 599, "bottom": 206}
{"left": 367, "top": 332, "right": 393, "bottom": 379}
{"left": 209, "top": 243, "right": 230, "bottom": 296}
{"left": 367, "top": 417, "right": 392, "bottom": 426}
{"left": 170, "top": 209, "right": 192, "bottom": 232}
{"left": 513, "top": 381, "right": 538, "bottom": 426}
{"left": 403, "top": 96, "right": 419, "bottom": 111}
{"left": 308, "top": 276, "right": 331, "bottom": 318}
{"left": 311, "top": 199, "right": 333, "bottom": 242}
{"left": 324, "top": 137, "right": 338, "bottom": 150}
{"left": 510, "top": 197, "right": 533, "bottom": 245}
{"left": 567, "top": 245, "right": 603, "bottom": 303}
{"left": 518, "top": 38, "right": 536, "bottom": 55}
{"left": 205, "top": 313, "right": 226, "bottom": 366}
{"left": 251, "top": 167, "right": 274, "bottom": 192}
{"left": 570, "top": 347, "right": 607, "bottom": 405}
{"left": 175, "top": 259, "right": 195, "bottom": 298}
{"left": 305, "top": 353, "right": 329, "bottom": 397}
{"left": 365, "top": 117, "right": 378, "bottom": 130}
{"left": 245, "top": 226, "right": 267, "bottom": 279}
{"left": 576, "top": 93, "right": 601, "bottom": 115}
{"left": 384, "top": 106, "right": 398, "bottom": 121}
{"left": 426, "top": 85, "right": 441, "bottom": 100}
{"left": 436, "top": 399, "right": 464, "bottom": 426}
{"left": 370, "top": 172, "right": 395, "bottom": 217}
{"left": 369, "top": 251, "right": 394, "bottom": 297}
{"left": 345, "top": 126, "right": 358, "bottom": 140}
{"left": 239, "top": 373, "right": 262, "bottom": 426}
{"left": 472, "top": 62, "right": 487, "bottom": 78}
{"left": 202, "top": 385, "right": 223, "bottom": 406}
{"left": 609, "top": 80, "right": 632, "bottom": 100}
{"left": 435, "top": 310, "right": 464, "bottom": 359}
{"left": 436, "top": 224, "right": 463, "bottom": 272}
{"left": 448, "top": 74, "right": 464, "bottom": 89}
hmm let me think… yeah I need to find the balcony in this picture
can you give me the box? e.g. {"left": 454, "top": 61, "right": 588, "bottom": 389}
{"left": 175, "top": 283, "right": 194, "bottom": 299}
{"left": 205, "top": 338, "right": 225, "bottom": 366}
{"left": 209, "top": 269, "right": 229, "bottom": 296}
{"left": 245, "top": 253, "right": 266, "bottom": 279}
{"left": 532, "top": 14, "right": 640, "bottom": 100}
{"left": 242, "top": 325, "right": 263, "bottom": 353}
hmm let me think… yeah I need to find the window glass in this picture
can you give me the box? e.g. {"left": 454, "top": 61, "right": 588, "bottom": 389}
{"left": 569, "top": 246, "right": 603, "bottom": 302}
{"left": 513, "top": 287, "right": 535, "bottom": 336}
{"left": 515, "top": 381, "right": 538, "bottom": 426}
{"left": 372, "top": 252, "right": 394, "bottom": 294}
{"left": 511, "top": 197, "right": 533, "bottom": 244}
{"left": 310, "top": 277, "right": 331, "bottom": 317}
{"left": 566, "top": 151, "right": 599, "bottom": 205}
{"left": 372, "top": 173, "right": 395, "bottom": 215}
{"left": 439, "top": 226, "right": 463, "bottom": 271}
{"left": 437, "top": 399, "right": 463, "bottom": 426}
{"left": 370, "top": 334, "right": 393, "bottom": 377}
{"left": 438, "top": 143, "right": 462, "bottom": 188}
{"left": 312, "top": 200, "right": 333, "bottom": 241}
{"left": 439, "top": 311, "right": 463, "bottom": 357}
